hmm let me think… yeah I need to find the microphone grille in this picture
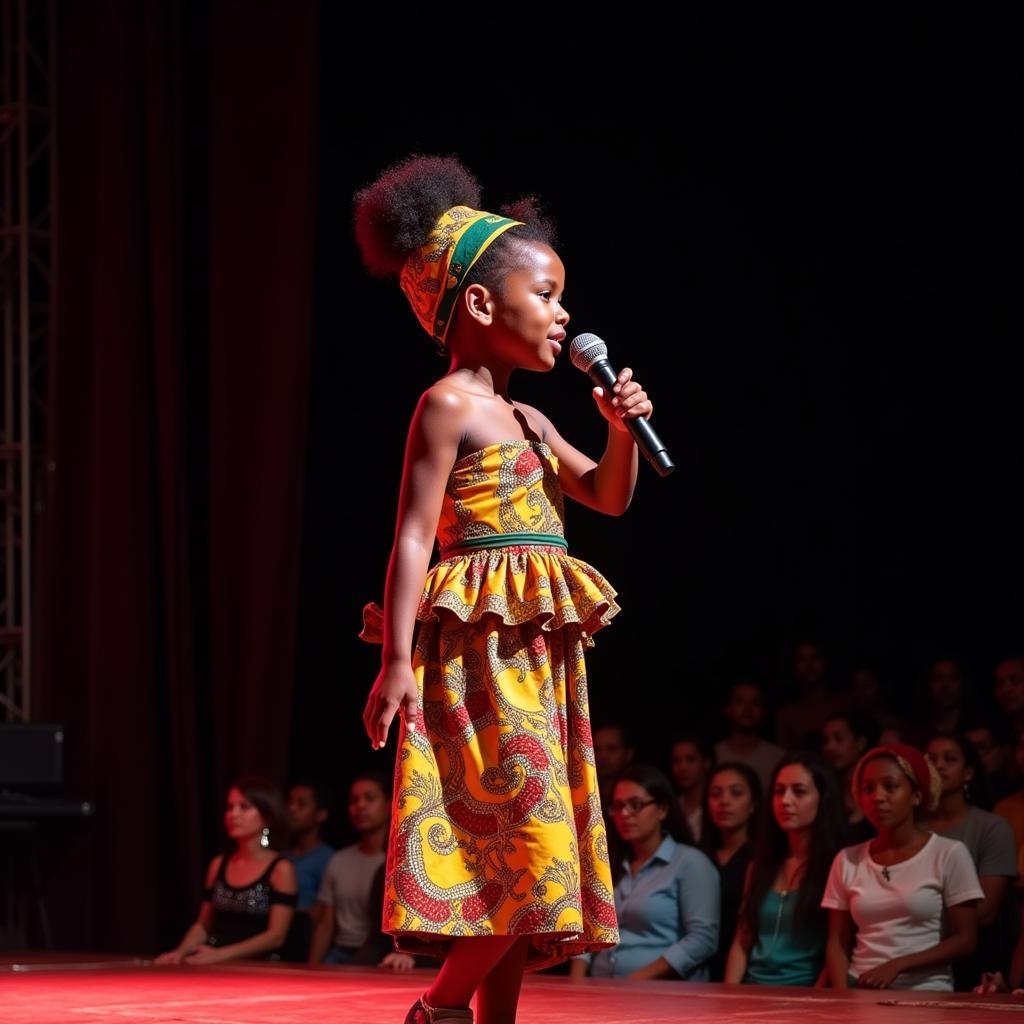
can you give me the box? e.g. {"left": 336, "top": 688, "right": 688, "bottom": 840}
{"left": 568, "top": 333, "right": 608, "bottom": 374}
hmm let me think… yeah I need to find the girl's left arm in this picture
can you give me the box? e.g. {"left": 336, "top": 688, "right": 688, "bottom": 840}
{"left": 525, "top": 367, "right": 653, "bottom": 516}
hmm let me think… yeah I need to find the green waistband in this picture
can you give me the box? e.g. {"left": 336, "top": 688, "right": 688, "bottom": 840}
{"left": 440, "top": 532, "right": 568, "bottom": 559}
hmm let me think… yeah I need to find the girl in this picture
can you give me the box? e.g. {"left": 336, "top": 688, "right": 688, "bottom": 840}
{"left": 822, "top": 743, "right": 984, "bottom": 990}
{"left": 700, "top": 762, "right": 762, "bottom": 980}
{"left": 725, "top": 753, "right": 843, "bottom": 986}
{"left": 569, "top": 765, "right": 719, "bottom": 980}
{"left": 353, "top": 155, "right": 654, "bottom": 1024}
{"left": 670, "top": 733, "right": 714, "bottom": 843}
{"left": 155, "top": 778, "right": 297, "bottom": 965}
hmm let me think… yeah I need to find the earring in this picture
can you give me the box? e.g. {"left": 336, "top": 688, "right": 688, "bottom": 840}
{"left": 260, "top": 826, "right": 270, "bottom": 849}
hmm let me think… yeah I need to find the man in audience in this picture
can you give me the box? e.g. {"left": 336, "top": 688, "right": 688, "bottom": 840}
{"left": 965, "top": 720, "right": 1019, "bottom": 804}
{"left": 287, "top": 781, "right": 334, "bottom": 914}
{"left": 715, "top": 681, "right": 784, "bottom": 794}
{"left": 995, "top": 657, "right": 1024, "bottom": 737}
{"left": 775, "top": 641, "right": 847, "bottom": 750}
{"left": 309, "top": 772, "right": 413, "bottom": 968}
{"left": 593, "top": 724, "right": 635, "bottom": 808}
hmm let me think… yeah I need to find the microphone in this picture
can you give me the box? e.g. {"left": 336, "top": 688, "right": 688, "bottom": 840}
{"left": 568, "top": 333, "right": 674, "bottom": 477}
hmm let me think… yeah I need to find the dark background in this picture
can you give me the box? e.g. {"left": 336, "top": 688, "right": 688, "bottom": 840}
{"left": 32, "top": 1, "right": 1020, "bottom": 953}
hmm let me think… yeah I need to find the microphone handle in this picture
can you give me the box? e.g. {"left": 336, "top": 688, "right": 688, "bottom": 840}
{"left": 589, "top": 358, "right": 674, "bottom": 477}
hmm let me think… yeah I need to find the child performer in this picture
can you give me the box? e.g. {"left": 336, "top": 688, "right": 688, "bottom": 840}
{"left": 354, "top": 154, "right": 655, "bottom": 1024}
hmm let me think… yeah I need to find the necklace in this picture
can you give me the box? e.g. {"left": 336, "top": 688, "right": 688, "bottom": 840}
{"left": 768, "top": 859, "right": 806, "bottom": 952}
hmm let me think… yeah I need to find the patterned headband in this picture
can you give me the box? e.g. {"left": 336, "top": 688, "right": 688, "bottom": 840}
{"left": 398, "top": 205, "right": 525, "bottom": 348}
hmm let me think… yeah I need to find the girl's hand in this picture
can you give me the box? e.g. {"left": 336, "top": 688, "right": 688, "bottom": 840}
{"left": 363, "top": 661, "right": 419, "bottom": 750}
{"left": 183, "top": 944, "right": 225, "bottom": 966}
{"left": 975, "top": 971, "right": 1009, "bottom": 994}
{"left": 856, "top": 960, "right": 902, "bottom": 989}
{"left": 592, "top": 367, "right": 652, "bottom": 434}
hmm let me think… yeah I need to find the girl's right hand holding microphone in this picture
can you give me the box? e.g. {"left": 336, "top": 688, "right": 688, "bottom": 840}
{"left": 363, "top": 661, "right": 419, "bottom": 750}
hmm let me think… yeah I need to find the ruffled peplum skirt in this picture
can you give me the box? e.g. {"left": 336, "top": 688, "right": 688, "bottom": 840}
{"left": 361, "top": 544, "right": 622, "bottom": 971}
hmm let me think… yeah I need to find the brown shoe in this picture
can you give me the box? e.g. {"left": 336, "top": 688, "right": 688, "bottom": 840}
{"left": 403, "top": 992, "right": 474, "bottom": 1024}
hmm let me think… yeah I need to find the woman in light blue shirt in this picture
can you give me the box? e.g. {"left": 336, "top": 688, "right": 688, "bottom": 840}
{"left": 570, "top": 764, "right": 720, "bottom": 980}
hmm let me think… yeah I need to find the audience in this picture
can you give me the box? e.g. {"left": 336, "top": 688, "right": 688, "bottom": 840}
{"left": 926, "top": 733, "right": 1019, "bottom": 987}
{"left": 822, "top": 743, "right": 983, "bottom": 990}
{"left": 820, "top": 712, "right": 876, "bottom": 843}
{"left": 594, "top": 724, "right": 635, "bottom": 809}
{"left": 775, "top": 642, "right": 847, "bottom": 751}
{"left": 725, "top": 753, "right": 842, "bottom": 986}
{"left": 154, "top": 641, "right": 1024, "bottom": 992}
{"left": 309, "top": 772, "right": 411, "bottom": 968}
{"left": 286, "top": 781, "right": 335, "bottom": 913}
{"left": 670, "top": 733, "right": 714, "bottom": 843}
{"left": 848, "top": 665, "right": 902, "bottom": 744}
{"left": 904, "top": 658, "right": 973, "bottom": 749}
{"left": 715, "top": 681, "right": 784, "bottom": 794}
{"left": 156, "top": 777, "right": 297, "bottom": 965}
{"left": 994, "top": 732, "right": 1024, "bottom": 884}
{"left": 995, "top": 657, "right": 1024, "bottom": 738}
{"left": 700, "top": 762, "right": 762, "bottom": 981}
{"left": 570, "top": 765, "right": 719, "bottom": 980}
{"left": 964, "top": 721, "right": 1018, "bottom": 804}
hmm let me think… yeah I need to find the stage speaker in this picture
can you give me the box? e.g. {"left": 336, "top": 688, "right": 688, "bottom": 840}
{"left": 0, "top": 724, "right": 64, "bottom": 788}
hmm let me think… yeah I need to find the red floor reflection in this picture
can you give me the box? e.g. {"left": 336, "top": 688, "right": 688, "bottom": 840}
{"left": 0, "top": 955, "right": 1016, "bottom": 1023}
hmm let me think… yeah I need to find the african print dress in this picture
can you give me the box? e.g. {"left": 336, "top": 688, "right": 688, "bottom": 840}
{"left": 361, "top": 438, "right": 621, "bottom": 971}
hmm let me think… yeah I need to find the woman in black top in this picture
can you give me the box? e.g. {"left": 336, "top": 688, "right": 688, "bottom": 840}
{"left": 156, "top": 777, "right": 298, "bottom": 965}
{"left": 700, "top": 762, "right": 763, "bottom": 981}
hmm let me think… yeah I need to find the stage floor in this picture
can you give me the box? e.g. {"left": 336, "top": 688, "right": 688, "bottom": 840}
{"left": 1, "top": 955, "right": 1021, "bottom": 1023}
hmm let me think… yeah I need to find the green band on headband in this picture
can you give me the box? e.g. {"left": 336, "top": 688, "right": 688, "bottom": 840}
{"left": 440, "top": 532, "right": 569, "bottom": 560}
{"left": 432, "top": 215, "right": 521, "bottom": 341}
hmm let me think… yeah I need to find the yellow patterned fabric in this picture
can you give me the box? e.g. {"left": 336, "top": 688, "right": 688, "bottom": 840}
{"left": 398, "top": 205, "right": 525, "bottom": 347}
{"left": 362, "top": 439, "right": 621, "bottom": 971}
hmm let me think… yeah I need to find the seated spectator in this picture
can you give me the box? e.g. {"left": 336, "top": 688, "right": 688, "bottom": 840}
{"left": 823, "top": 743, "right": 983, "bottom": 991}
{"left": 725, "top": 753, "right": 843, "bottom": 986}
{"left": 715, "top": 681, "right": 784, "bottom": 795}
{"left": 155, "top": 777, "right": 297, "bottom": 965}
{"left": 849, "top": 664, "right": 902, "bottom": 744}
{"left": 975, "top": 899, "right": 1024, "bottom": 995}
{"left": 287, "top": 781, "right": 335, "bottom": 912}
{"left": 903, "top": 658, "right": 974, "bottom": 749}
{"left": 775, "top": 641, "right": 848, "bottom": 752}
{"left": 821, "top": 712, "right": 877, "bottom": 843}
{"left": 995, "top": 657, "right": 1024, "bottom": 738}
{"left": 594, "top": 723, "right": 635, "bottom": 810}
{"left": 570, "top": 764, "right": 719, "bottom": 980}
{"left": 309, "top": 772, "right": 413, "bottom": 969}
{"left": 280, "top": 780, "right": 335, "bottom": 961}
{"left": 670, "top": 733, "right": 714, "bottom": 843}
{"left": 964, "top": 721, "right": 1019, "bottom": 805}
{"left": 926, "top": 733, "right": 1018, "bottom": 988}
{"left": 700, "top": 762, "right": 763, "bottom": 981}
{"left": 994, "top": 732, "right": 1024, "bottom": 884}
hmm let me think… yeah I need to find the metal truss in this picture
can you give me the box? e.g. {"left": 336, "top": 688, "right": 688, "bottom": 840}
{"left": 0, "top": 0, "right": 54, "bottom": 721}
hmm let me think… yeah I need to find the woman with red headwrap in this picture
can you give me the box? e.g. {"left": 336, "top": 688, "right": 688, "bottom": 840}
{"left": 821, "top": 743, "right": 983, "bottom": 990}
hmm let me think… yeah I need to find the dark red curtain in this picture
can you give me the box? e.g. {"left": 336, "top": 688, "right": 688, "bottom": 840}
{"left": 35, "top": 0, "right": 317, "bottom": 952}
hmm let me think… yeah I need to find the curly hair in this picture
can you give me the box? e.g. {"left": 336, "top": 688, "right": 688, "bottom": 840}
{"left": 352, "top": 154, "right": 559, "bottom": 347}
